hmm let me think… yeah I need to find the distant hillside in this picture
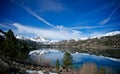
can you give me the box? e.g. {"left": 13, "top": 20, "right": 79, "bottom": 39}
{"left": 1, "top": 29, "right": 120, "bottom": 58}
{"left": 53, "top": 34, "right": 120, "bottom": 50}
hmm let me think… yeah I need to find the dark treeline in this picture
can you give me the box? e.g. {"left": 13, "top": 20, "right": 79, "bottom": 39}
{"left": 0, "top": 29, "right": 36, "bottom": 60}
{"left": 0, "top": 29, "right": 40, "bottom": 73}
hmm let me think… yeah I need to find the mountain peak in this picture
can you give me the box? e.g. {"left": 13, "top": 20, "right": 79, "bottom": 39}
{"left": 16, "top": 35, "right": 51, "bottom": 44}
{"left": 104, "top": 31, "right": 120, "bottom": 36}
{"left": 91, "top": 31, "right": 120, "bottom": 39}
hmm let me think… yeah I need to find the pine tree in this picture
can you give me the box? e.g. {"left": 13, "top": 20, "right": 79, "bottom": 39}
{"left": 1, "top": 29, "right": 30, "bottom": 60}
{"left": 2, "top": 29, "right": 17, "bottom": 58}
{"left": 62, "top": 52, "right": 73, "bottom": 71}
{"left": 6, "top": 29, "right": 16, "bottom": 42}
{"left": 55, "top": 59, "right": 60, "bottom": 71}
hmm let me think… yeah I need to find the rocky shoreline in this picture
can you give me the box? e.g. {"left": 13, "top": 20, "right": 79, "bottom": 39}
{"left": 0, "top": 56, "right": 55, "bottom": 74}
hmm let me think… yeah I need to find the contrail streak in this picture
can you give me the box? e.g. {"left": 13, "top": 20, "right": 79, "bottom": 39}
{"left": 25, "top": 8, "right": 55, "bottom": 27}
{"left": 108, "top": 4, "right": 120, "bottom": 19}
{"left": 100, "top": 4, "right": 120, "bottom": 25}
{"left": 10, "top": 0, "right": 55, "bottom": 27}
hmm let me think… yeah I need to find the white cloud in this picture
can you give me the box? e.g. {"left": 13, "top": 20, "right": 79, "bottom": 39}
{"left": 13, "top": 23, "right": 120, "bottom": 40}
{"left": 13, "top": 23, "right": 82, "bottom": 40}
{"left": 1, "top": 23, "right": 120, "bottom": 41}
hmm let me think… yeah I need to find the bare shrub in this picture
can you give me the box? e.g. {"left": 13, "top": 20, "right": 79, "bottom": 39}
{"left": 31, "top": 55, "right": 52, "bottom": 67}
{"left": 79, "top": 63, "right": 98, "bottom": 74}
{"left": 79, "top": 63, "right": 117, "bottom": 74}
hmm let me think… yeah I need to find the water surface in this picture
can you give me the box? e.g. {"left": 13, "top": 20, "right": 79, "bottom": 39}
{"left": 29, "top": 48, "right": 120, "bottom": 73}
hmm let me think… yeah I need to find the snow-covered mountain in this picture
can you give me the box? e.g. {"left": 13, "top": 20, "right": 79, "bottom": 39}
{"left": 16, "top": 31, "right": 120, "bottom": 44}
{"left": 16, "top": 35, "right": 28, "bottom": 40}
{"left": 31, "top": 36, "right": 50, "bottom": 43}
{"left": 16, "top": 36, "right": 51, "bottom": 44}
{"left": 103, "top": 31, "right": 120, "bottom": 36}
{"left": 91, "top": 31, "right": 120, "bottom": 39}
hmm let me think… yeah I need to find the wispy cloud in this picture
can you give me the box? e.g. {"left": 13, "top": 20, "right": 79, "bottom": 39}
{"left": 0, "top": 23, "right": 14, "bottom": 29}
{"left": 68, "top": 26, "right": 104, "bottom": 30}
{"left": 1, "top": 22, "right": 120, "bottom": 40}
{"left": 59, "top": 23, "right": 120, "bottom": 30}
{"left": 40, "top": 0, "right": 65, "bottom": 12}
{"left": 10, "top": 0, "right": 55, "bottom": 27}
{"left": 75, "top": 0, "right": 120, "bottom": 27}
{"left": 0, "top": 24, "right": 11, "bottom": 29}
{"left": 25, "top": 8, "right": 55, "bottom": 27}
{"left": 77, "top": 0, "right": 118, "bottom": 20}
{"left": 13, "top": 23, "right": 82, "bottom": 40}
{"left": 99, "top": 4, "right": 120, "bottom": 25}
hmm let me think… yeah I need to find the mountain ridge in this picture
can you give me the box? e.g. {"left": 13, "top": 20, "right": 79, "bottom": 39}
{"left": 16, "top": 35, "right": 51, "bottom": 44}
{"left": 16, "top": 31, "right": 120, "bottom": 44}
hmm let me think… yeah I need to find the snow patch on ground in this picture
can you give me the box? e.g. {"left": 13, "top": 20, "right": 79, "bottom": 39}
{"left": 26, "top": 70, "right": 57, "bottom": 74}
{"left": 26, "top": 70, "right": 44, "bottom": 74}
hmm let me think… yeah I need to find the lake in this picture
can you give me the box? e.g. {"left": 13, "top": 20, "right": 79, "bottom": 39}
{"left": 29, "top": 48, "right": 120, "bottom": 73}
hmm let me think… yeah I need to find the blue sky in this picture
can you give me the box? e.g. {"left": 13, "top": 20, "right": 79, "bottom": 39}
{"left": 0, "top": 0, "right": 120, "bottom": 41}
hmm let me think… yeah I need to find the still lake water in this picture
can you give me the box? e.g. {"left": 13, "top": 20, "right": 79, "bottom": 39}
{"left": 29, "top": 48, "right": 120, "bottom": 73}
